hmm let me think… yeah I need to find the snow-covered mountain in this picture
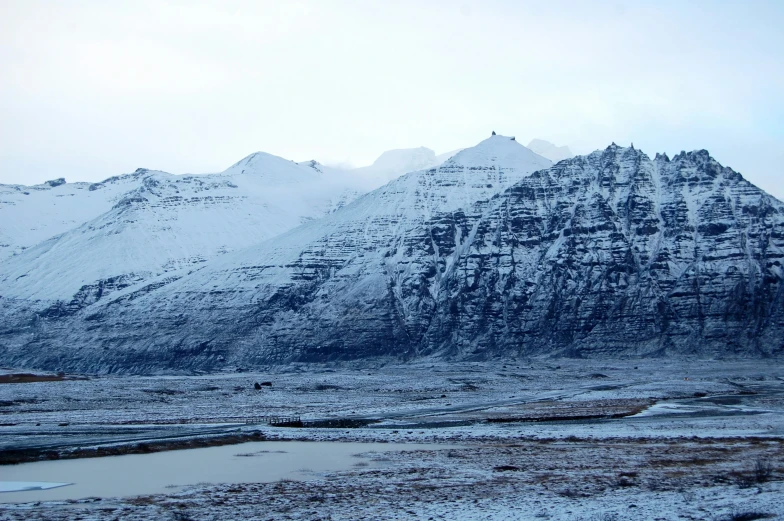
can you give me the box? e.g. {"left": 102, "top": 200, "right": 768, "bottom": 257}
{"left": 0, "top": 174, "right": 144, "bottom": 262}
{"left": 0, "top": 154, "right": 353, "bottom": 304}
{"left": 2, "top": 137, "right": 782, "bottom": 373}
{"left": 527, "top": 139, "right": 573, "bottom": 163}
{"left": 0, "top": 144, "right": 462, "bottom": 269}
{"left": 0, "top": 145, "right": 455, "bottom": 264}
{"left": 0, "top": 134, "right": 553, "bottom": 371}
{"left": 0, "top": 142, "right": 462, "bottom": 304}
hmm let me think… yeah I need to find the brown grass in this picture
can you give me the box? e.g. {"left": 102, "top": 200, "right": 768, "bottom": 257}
{"left": 0, "top": 431, "right": 268, "bottom": 465}
{"left": 0, "top": 373, "right": 65, "bottom": 384}
{"left": 0, "top": 373, "right": 89, "bottom": 384}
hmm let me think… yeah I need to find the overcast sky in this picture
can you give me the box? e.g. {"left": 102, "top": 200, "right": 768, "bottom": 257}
{"left": 1, "top": 0, "right": 782, "bottom": 199}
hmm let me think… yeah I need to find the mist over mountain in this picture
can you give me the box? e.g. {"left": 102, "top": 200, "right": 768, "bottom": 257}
{"left": 326, "top": 146, "right": 465, "bottom": 189}
{"left": 527, "top": 139, "right": 573, "bottom": 163}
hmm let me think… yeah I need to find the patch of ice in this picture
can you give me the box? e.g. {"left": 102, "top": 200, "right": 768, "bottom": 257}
{"left": 0, "top": 482, "right": 72, "bottom": 493}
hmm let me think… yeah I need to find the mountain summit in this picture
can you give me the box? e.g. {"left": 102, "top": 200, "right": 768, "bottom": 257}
{"left": 449, "top": 134, "right": 550, "bottom": 169}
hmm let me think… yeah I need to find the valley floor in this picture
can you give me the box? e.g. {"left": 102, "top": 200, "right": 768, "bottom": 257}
{"left": 1, "top": 359, "right": 783, "bottom": 520}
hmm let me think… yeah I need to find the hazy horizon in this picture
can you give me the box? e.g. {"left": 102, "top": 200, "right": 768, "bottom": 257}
{"left": 2, "top": 0, "right": 783, "bottom": 199}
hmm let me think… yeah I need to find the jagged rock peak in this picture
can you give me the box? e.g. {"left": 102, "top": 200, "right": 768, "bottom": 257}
{"left": 672, "top": 149, "right": 712, "bottom": 162}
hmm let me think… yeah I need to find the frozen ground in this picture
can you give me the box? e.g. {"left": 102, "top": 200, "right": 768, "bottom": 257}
{"left": 1, "top": 358, "right": 783, "bottom": 519}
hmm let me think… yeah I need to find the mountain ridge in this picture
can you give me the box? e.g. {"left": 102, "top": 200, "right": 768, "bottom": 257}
{"left": 0, "top": 143, "right": 464, "bottom": 264}
{"left": 2, "top": 137, "right": 781, "bottom": 373}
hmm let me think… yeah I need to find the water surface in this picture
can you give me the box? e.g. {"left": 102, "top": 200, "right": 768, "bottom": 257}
{"left": 0, "top": 441, "right": 444, "bottom": 503}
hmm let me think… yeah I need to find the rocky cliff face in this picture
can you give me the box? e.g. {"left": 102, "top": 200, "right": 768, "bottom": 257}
{"left": 1, "top": 139, "right": 781, "bottom": 373}
{"left": 426, "top": 145, "right": 783, "bottom": 358}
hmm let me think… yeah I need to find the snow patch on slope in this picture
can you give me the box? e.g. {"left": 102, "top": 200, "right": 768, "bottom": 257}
{"left": 0, "top": 172, "right": 150, "bottom": 261}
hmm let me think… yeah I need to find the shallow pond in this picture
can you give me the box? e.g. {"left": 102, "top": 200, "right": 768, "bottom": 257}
{"left": 0, "top": 441, "right": 445, "bottom": 503}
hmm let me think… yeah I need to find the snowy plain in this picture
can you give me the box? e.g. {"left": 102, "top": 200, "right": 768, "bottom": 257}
{"left": 1, "top": 358, "right": 782, "bottom": 520}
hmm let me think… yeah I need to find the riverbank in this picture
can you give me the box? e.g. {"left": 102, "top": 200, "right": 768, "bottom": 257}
{"left": 1, "top": 359, "right": 783, "bottom": 519}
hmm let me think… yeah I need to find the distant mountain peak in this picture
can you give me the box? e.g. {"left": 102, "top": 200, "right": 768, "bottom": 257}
{"left": 226, "top": 151, "right": 289, "bottom": 170}
{"left": 527, "top": 139, "right": 573, "bottom": 163}
{"left": 219, "top": 151, "right": 324, "bottom": 185}
{"left": 344, "top": 146, "right": 441, "bottom": 186}
{"left": 370, "top": 147, "right": 436, "bottom": 171}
